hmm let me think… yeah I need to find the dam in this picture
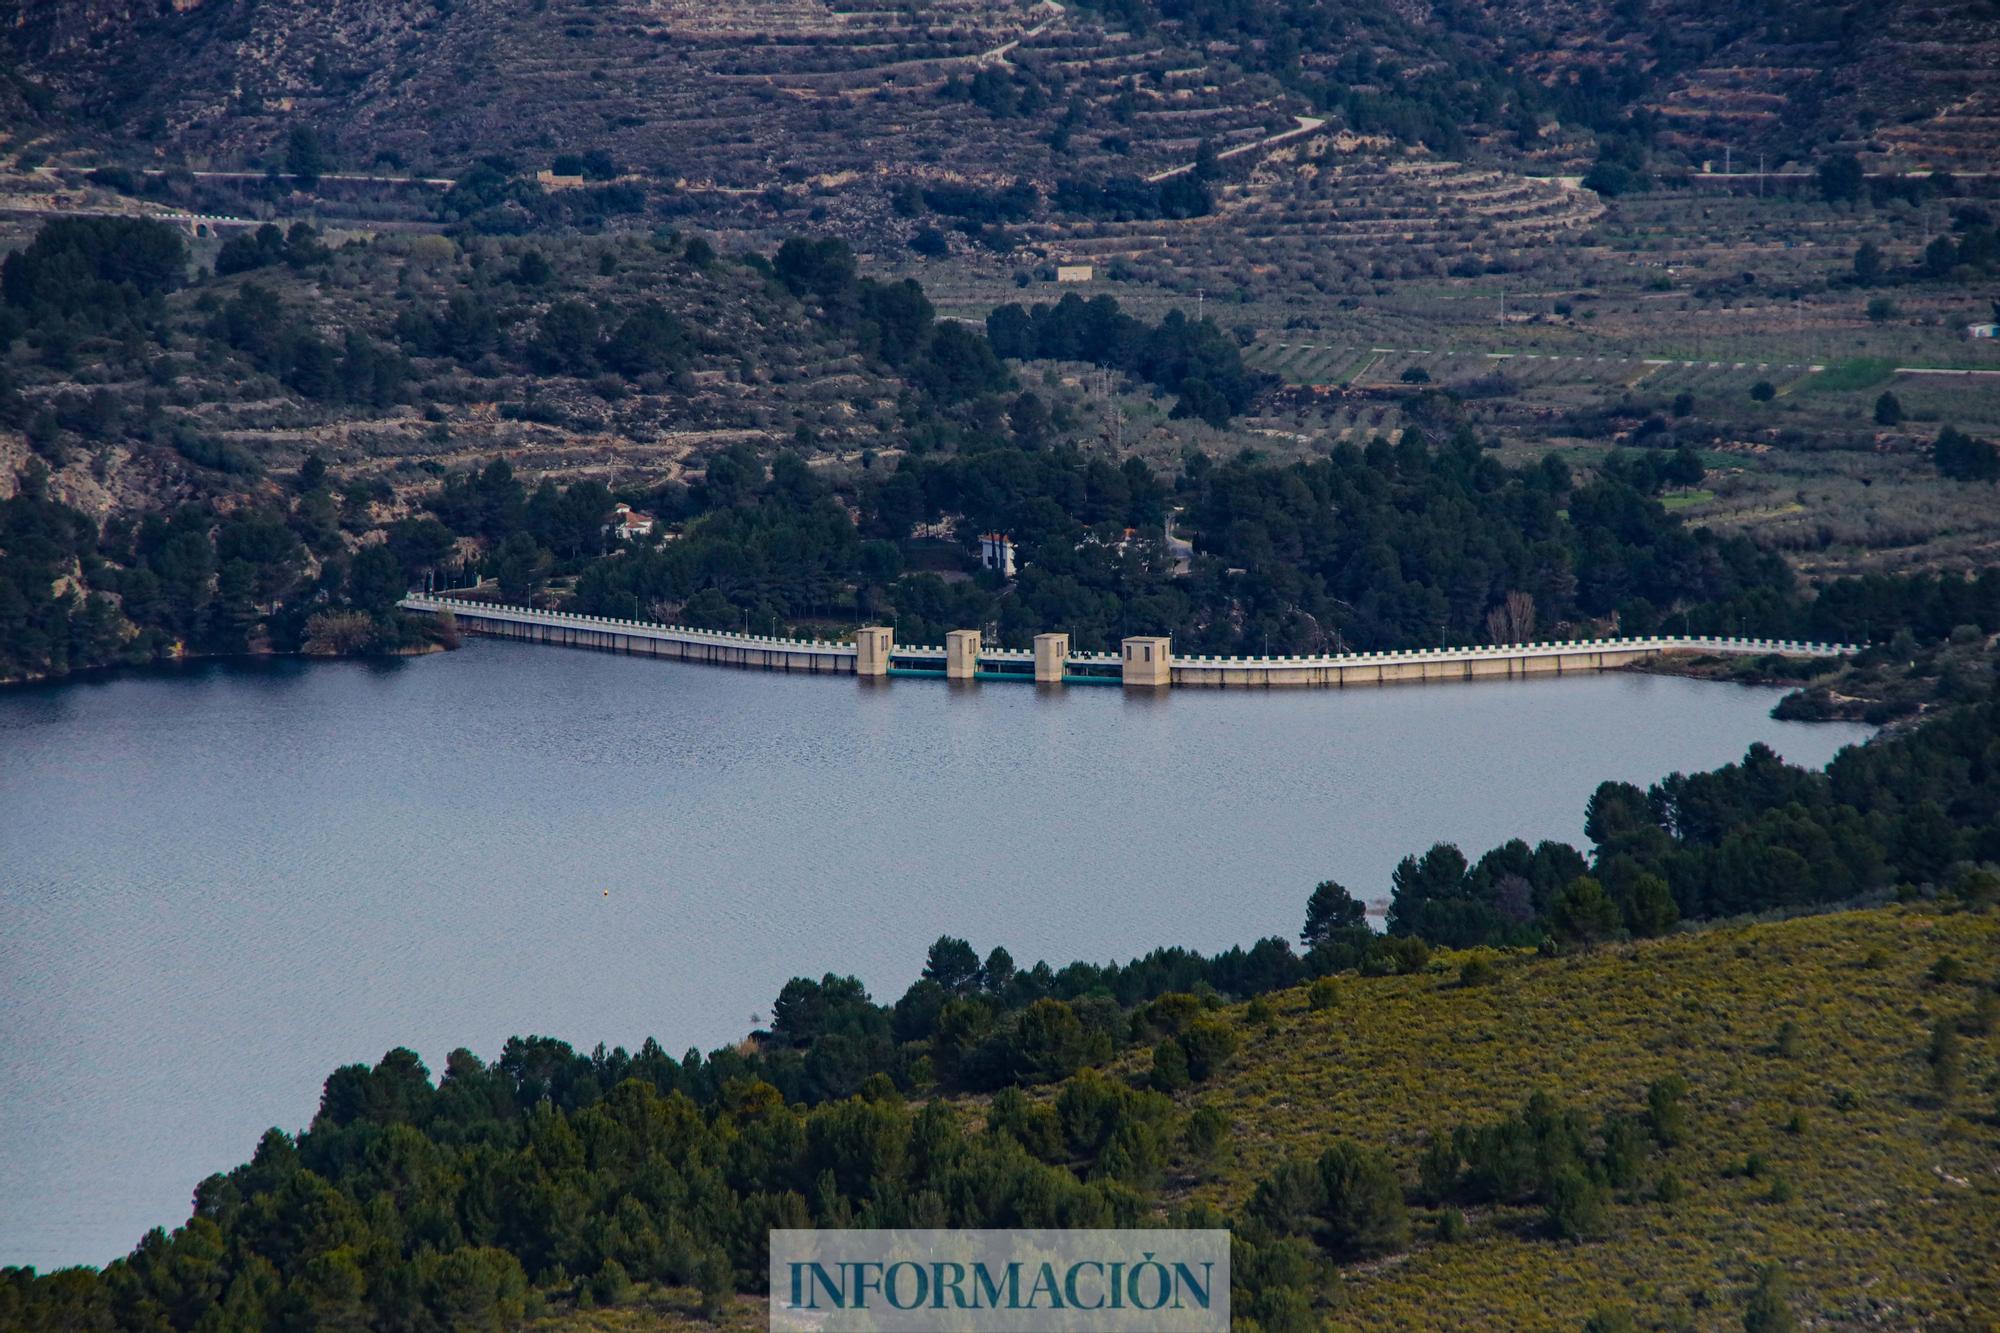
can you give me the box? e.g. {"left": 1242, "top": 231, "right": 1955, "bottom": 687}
{"left": 398, "top": 595, "right": 1856, "bottom": 688}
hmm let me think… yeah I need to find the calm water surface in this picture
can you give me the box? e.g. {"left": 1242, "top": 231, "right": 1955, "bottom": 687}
{"left": 0, "top": 639, "right": 1872, "bottom": 1269}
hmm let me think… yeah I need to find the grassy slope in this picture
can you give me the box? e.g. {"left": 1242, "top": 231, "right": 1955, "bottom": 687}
{"left": 1181, "top": 906, "right": 1999, "bottom": 1329}
{"left": 538, "top": 906, "right": 1999, "bottom": 1331}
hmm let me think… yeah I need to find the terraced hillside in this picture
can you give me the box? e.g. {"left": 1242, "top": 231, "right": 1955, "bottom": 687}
{"left": 12, "top": 0, "right": 2000, "bottom": 204}
{"left": 1032, "top": 132, "right": 1604, "bottom": 295}
{"left": 1638, "top": 2, "right": 2000, "bottom": 172}
{"left": 1065, "top": 0, "right": 2000, "bottom": 174}
{"left": 3, "top": 0, "right": 1295, "bottom": 191}
{"left": 1449, "top": 0, "right": 2000, "bottom": 172}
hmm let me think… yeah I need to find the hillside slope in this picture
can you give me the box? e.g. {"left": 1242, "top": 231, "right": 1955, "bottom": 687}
{"left": 9, "top": 0, "right": 1998, "bottom": 184}
{"left": 518, "top": 905, "right": 2000, "bottom": 1331}
{"left": 1462, "top": 0, "right": 2000, "bottom": 169}
{"left": 3, "top": 0, "right": 1290, "bottom": 187}
{"left": 1173, "top": 906, "right": 1999, "bottom": 1328}
{"left": 0, "top": 226, "right": 922, "bottom": 526}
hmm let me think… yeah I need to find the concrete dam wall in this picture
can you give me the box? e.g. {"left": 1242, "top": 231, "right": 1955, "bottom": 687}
{"left": 399, "top": 596, "right": 1857, "bottom": 691}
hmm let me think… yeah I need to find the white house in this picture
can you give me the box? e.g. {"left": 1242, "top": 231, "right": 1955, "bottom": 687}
{"left": 609, "top": 503, "right": 655, "bottom": 540}
{"left": 978, "top": 533, "right": 1017, "bottom": 578}
{"left": 1966, "top": 323, "right": 1999, "bottom": 340}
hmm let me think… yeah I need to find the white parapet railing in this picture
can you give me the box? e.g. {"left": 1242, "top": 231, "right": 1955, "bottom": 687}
{"left": 1170, "top": 633, "right": 1857, "bottom": 680}
{"left": 401, "top": 596, "right": 1859, "bottom": 686}
{"left": 400, "top": 595, "right": 859, "bottom": 663}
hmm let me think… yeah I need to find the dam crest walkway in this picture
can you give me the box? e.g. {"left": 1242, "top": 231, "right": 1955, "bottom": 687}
{"left": 399, "top": 596, "right": 1856, "bottom": 689}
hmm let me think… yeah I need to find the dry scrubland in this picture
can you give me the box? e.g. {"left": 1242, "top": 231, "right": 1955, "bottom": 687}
{"left": 1176, "top": 907, "right": 1999, "bottom": 1328}
{"left": 518, "top": 906, "right": 2000, "bottom": 1332}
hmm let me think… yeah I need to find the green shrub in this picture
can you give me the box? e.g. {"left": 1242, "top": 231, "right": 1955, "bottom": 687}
{"left": 1418, "top": 1129, "right": 1460, "bottom": 1203}
{"left": 1743, "top": 1265, "right": 1798, "bottom": 1333}
{"left": 986, "top": 1085, "right": 1064, "bottom": 1161}
{"left": 1647, "top": 1075, "right": 1690, "bottom": 1146}
{"left": 695, "top": 1248, "right": 733, "bottom": 1320}
{"left": 1362, "top": 935, "right": 1432, "bottom": 976}
{"left": 1307, "top": 977, "right": 1342, "bottom": 1010}
{"left": 1927, "top": 1018, "right": 1963, "bottom": 1104}
{"left": 1599, "top": 1114, "right": 1649, "bottom": 1190}
{"left": 1139, "top": 991, "right": 1204, "bottom": 1037}
{"left": 1185, "top": 1106, "right": 1229, "bottom": 1162}
{"left": 1436, "top": 1208, "right": 1467, "bottom": 1243}
{"left": 590, "top": 1258, "right": 633, "bottom": 1307}
{"left": 1957, "top": 868, "right": 2000, "bottom": 908}
{"left": 1178, "top": 1017, "right": 1241, "bottom": 1082}
{"left": 1550, "top": 876, "right": 1623, "bottom": 947}
{"left": 1968, "top": 989, "right": 1999, "bottom": 1037}
{"left": 1150, "top": 1039, "right": 1191, "bottom": 1093}
{"left": 1546, "top": 1165, "right": 1610, "bottom": 1241}
{"left": 1095, "top": 1118, "right": 1166, "bottom": 1188}
{"left": 1459, "top": 957, "right": 1500, "bottom": 987}
{"left": 1316, "top": 1139, "right": 1412, "bottom": 1258}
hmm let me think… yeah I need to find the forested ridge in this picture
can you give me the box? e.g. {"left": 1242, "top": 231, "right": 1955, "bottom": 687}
{"left": 565, "top": 429, "right": 2000, "bottom": 659}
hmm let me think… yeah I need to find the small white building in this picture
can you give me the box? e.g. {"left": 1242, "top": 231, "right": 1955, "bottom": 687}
{"left": 1966, "top": 323, "right": 1999, "bottom": 340}
{"left": 609, "top": 503, "right": 655, "bottom": 540}
{"left": 979, "top": 532, "right": 1017, "bottom": 578}
{"left": 1056, "top": 264, "right": 1094, "bottom": 284}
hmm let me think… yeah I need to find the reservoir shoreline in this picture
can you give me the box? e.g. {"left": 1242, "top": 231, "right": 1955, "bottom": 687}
{"left": 0, "top": 638, "right": 1872, "bottom": 1271}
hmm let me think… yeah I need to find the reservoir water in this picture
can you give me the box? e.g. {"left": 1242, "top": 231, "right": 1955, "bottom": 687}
{"left": 0, "top": 638, "right": 1872, "bottom": 1271}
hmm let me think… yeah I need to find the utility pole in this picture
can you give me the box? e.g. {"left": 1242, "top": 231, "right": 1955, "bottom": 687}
{"left": 1758, "top": 153, "right": 1766, "bottom": 198}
